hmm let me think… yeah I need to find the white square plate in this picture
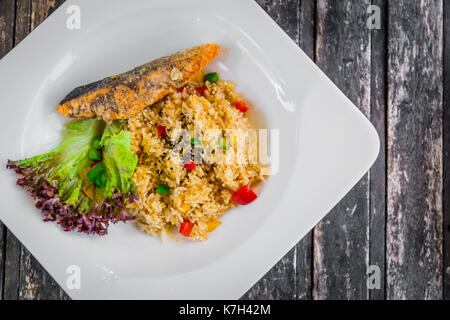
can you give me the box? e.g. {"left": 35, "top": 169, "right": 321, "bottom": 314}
{"left": 0, "top": 0, "right": 379, "bottom": 299}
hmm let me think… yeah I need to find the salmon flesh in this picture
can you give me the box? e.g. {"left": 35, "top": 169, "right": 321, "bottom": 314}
{"left": 57, "top": 44, "right": 220, "bottom": 123}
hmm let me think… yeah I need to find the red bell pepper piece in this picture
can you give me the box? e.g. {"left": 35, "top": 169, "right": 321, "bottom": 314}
{"left": 184, "top": 160, "right": 196, "bottom": 171}
{"left": 195, "top": 86, "right": 207, "bottom": 96}
{"left": 235, "top": 101, "right": 248, "bottom": 112}
{"left": 231, "top": 185, "right": 258, "bottom": 205}
{"left": 157, "top": 125, "right": 167, "bottom": 139}
{"left": 90, "top": 161, "right": 101, "bottom": 168}
{"left": 179, "top": 220, "right": 194, "bottom": 237}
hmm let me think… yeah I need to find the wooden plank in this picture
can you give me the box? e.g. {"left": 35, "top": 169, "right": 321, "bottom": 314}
{"left": 0, "top": 0, "right": 16, "bottom": 300}
{"left": 256, "top": 0, "right": 300, "bottom": 43}
{"left": 3, "top": 0, "right": 32, "bottom": 301}
{"left": 30, "top": 0, "right": 64, "bottom": 30}
{"left": 296, "top": 235, "right": 312, "bottom": 300}
{"left": 0, "top": 223, "right": 3, "bottom": 299}
{"left": 242, "top": 247, "right": 297, "bottom": 300}
{"left": 0, "top": 0, "right": 15, "bottom": 57}
{"left": 18, "top": 0, "right": 70, "bottom": 300}
{"left": 3, "top": 232, "right": 21, "bottom": 300}
{"left": 369, "top": 0, "right": 387, "bottom": 300}
{"left": 242, "top": 0, "right": 300, "bottom": 300}
{"left": 0, "top": 222, "right": 3, "bottom": 298}
{"left": 299, "top": 0, "right": 315, "bottom": 59}
{"left": 444, "top": 0, "right": 450, "bottom": 301}
{"left": 19, "top": 250, "right": 69, "bottom": 300}
{"left": 295, "top": 0, "right": 315, "bottom": 301}
{"left": 387, "top": 0, "right": 443, "bottom": 300}
{"left": 313, "top": 0, "right": 371, "bottom": 300}
{"left": 15, "top": 0, "right": 31, "bottom": 45}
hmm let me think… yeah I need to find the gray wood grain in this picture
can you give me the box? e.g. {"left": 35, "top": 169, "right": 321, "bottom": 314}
{"left": 313, "top": 0, "right": 372, "bottom": 300}
{"left": 386, "top": 0, "right": 443, "bottom": 300}
{"left": 0, "top": 0, "right": 15, "bottom": 56}
{"left": 15, "top": 0, "right": 31, "bottom": 45}
{"left": 4, "top": 232, "right": 21, "bottom": 300}
{"left": 369, "top": 0, "right": 387, "bottom": 300}
{"left": 0, "top": 0, "right": 16, "bottom": 301}
{"left": 296, "top": 0, "right": 315, "bottom": 301}
{"left": 0, "top": 225, "right": 3, "bottom": 299}
{"left": 30, "top": 0, "right": 62, "bottom": 30}
{"left": 242, "top": 0, "right": 301, "bottom": 300}
{"left": 19, "top": 246, "right": 68, "bottom": 300}
{"left": 444, "top": 0, "right": 450, "bottom": 301}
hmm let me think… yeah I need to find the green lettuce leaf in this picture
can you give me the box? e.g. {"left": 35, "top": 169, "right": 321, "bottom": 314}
{"left": 101, "top": 121, "right": 138, "bottom": 198}
{"left": 8, "top": 119, "right": 137, "bottom": 235}
{"left": 17, "top": 119, "right": 105, "bottom": 185}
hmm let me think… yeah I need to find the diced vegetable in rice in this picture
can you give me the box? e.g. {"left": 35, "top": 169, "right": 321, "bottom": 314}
{"left": 127, "top": 78, "right": 267, "bottom": 241}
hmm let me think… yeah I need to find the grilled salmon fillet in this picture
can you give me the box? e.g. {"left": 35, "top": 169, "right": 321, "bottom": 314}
{"left": 57, "top": 43, "right": 220, "bottom": 123}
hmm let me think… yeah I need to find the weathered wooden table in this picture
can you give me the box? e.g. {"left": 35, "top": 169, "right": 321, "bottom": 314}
{"left": 0, "top": 0, "right": 447, "bottom": 300}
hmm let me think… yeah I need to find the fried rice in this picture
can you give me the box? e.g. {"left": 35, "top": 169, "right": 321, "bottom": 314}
{"left": 127, "top": 77, "right": 267, "bottom": 241}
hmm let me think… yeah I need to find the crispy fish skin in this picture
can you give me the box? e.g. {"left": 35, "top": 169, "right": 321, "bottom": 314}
{"left": 57, "top": 44, "right": 220, "bottom": 123}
